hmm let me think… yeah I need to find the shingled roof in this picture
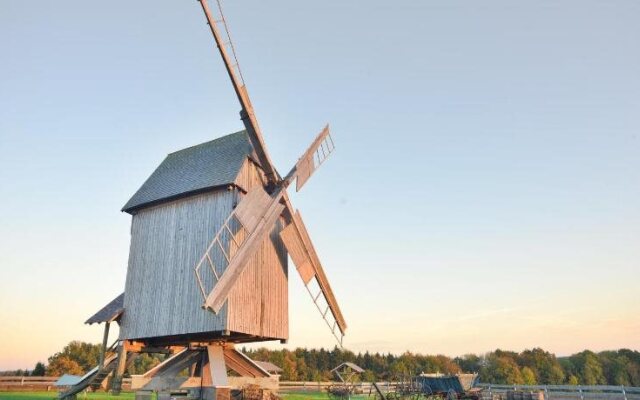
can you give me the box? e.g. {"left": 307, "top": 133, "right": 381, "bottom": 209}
{"left": 85, "top": 293, "right": 124, "bottom": 325}
{"left": 253, "top": 360, "right": 283, "bottom": 374}
{"left": 331, "top": 362, "right": 365, "bottom": 373}
{"left": 122, "top": 130, "right": 258, "bottom": 213}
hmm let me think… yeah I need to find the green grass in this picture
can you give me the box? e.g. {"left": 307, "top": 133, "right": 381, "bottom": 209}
{"left": 0, "top": 393, "right": 136, "bottom": 400}
{"left": 0, "top": 392, "right": 337, "bottom": 400}
{"left": 281, "top": 392, "right": 330, "bottom": 400}
{"left": 282, "top": 392, "right": 371, "bottom": 400}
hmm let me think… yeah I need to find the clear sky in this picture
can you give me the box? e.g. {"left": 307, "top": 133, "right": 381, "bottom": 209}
{"left": 1, "top": 1, "right": 639, "bottom": 370}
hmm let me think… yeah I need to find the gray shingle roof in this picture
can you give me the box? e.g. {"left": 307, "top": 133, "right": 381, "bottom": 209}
{"left": 85, "top": 293, "right": 124, "bottom": 325}
{"left": 122, "top": 131, "right": 257, "bottom": 213}
{"left": 253, "top": 360, "right": 283, "bottom": 373}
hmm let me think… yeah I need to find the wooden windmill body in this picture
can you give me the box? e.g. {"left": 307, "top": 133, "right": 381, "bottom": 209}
{"left": 119, "top": 131, "right": 289, "bottom": 345}
{"left": 61, "top": 2, "right": 346, "bottom": 399}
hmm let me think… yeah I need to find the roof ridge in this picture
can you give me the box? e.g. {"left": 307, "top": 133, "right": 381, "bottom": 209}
{"left": 122, "top": 129, "right": 255, "bottom": 213}
{"left": 167, "top": 130, "right": 248, "bottom": 155}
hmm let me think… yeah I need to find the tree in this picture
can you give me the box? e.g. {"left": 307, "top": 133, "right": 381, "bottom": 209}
{"left": 547, "top": 364, "right": 565, "bottom": 385}
{"left": 570, "top": 351, "right": 605, "bottom": 385}
{"left": 519, "top": 348, "right": 565, "bottom": 384}
{"left": 389, "top": 359, "right": 409, "bottom": 379}
{"left": 206, "top": 346, "right": 640, "bottom": 385}
{"left": 480, "top": 353, "right": 523, "bottom": 384}
{"left": 598, "top": 351, "right": 629, "bottom": 386}
{"left": 456, "top": 354, "right": 481, "bottom": 373}
{"left": 282, "top": 353, "right": 298, "bottom": 381}
{"left": 435, "top": 355, "right": 461, "bottom": 375}
{"left": 32, "top": 362, "right": 46, "bottom": 376}
{"left": 47, "top": 341, "right": 101, "bottom": 375}
{"left": 46, "top": 356, "right": 83, "bottom": 376}
{"left": 617, "top": 349, "right": 640, "bottom": 386}
{"left": 362, "top": 370, "right": 376, "bottom": 383}
{"left": 521, "top": 367, "right": 537, "bottom": 385}
{"left": 129, "top": 353, "right": 164, "bottom": 375}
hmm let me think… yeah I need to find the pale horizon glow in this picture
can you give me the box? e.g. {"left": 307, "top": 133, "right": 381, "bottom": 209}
{"left": 1, "top": 0, "right": 639, "bottom": 370}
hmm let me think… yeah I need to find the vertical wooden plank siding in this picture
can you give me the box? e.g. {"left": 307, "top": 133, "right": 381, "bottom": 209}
{"left": 226, "top": 216, "right": 288, "bottom": 339}
{"left": 120, "top": 158, "right": 288, "bottom": 341}
{"left": 228, "top": 159, "right": 288, "bottom": 339}
{"left": 120, "top": 191, "right": 233, "bottom": 340}
{"left": 234, "top": 158, "right": 267, "bottom": 193}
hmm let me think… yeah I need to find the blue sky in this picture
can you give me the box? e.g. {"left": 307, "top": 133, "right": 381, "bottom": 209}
{"left": 1, "top": 1, "right": 639, "bottom": 369}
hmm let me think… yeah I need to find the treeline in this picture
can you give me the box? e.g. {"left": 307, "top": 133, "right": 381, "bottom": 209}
{"left": 243, "top": 347, "right": 640, "bottom": 386}
{"left": 0, "top": 363, "right": 45, "bottom": 377}
{"left": 3, "top": 341, "right": 640, "bottom": 388}
{"left": 1, "top": 341, "right": 163, "bottom": 378}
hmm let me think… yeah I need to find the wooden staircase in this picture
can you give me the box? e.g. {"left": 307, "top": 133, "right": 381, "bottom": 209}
{"left": 88, "top": 361, "right": 117, "bottom": 392}
{"left": 58, "top": 350, "right": 137, "bottom": 399}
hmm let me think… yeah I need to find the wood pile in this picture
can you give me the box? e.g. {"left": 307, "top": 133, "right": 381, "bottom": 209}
{"left": 239, "top": 384, "right": 281, "bottom": 400}
{"left": 506, "top": 391, "right": 544, "bottom": 400}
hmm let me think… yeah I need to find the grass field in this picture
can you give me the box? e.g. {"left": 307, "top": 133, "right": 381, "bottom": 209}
{"left": 0, "top": 393, "right": 136, "bottom": 400}
{"left": 0, "top": 392, "right": 335, "bottom": 400}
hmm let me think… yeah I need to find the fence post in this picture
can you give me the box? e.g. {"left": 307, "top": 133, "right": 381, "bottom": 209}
{"left": 21, "top": 377, "right": 24, "bottom": 386}
{"left": 488, "top": 384, "right": 492, "bottom": 400}
{"left": 621, "top": 385, "right": 627, "bottom": 400}
{"left": 543, "top": 385, "right": 548, "bottom": 400}
{"left": 578, "top": 385, "right": 583, "bottom": 400}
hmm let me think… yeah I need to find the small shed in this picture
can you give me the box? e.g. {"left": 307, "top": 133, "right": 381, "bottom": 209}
{"left": 331, "top": 362, "right": 364, "bottom": 383}
{"left": 227, "top": 359, "right": 281, "bottom": 391}
{"left": 253, "top": 361, "right": 283, "bottom": 376}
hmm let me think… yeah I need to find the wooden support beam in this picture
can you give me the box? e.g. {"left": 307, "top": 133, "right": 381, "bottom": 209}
{"left": 125, "top": 341, "right": 144, "bottom": 353}
{"left": 206, "top": 345, "right": 229, "bottom": 387}
{"left": 98, "top": 322, "right": 110, "bottom": 370}
{"left": 223, "top": 346, "right": 270, "bottom": 378}
{"left": 112, "top": 342, "right": 127, "bottom": 394}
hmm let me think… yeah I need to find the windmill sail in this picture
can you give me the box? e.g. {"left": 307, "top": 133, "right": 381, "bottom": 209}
{"left": 295, "top": 125, "right": 334, "bottom": 191}
{"left": 195, "top": 127, "right": 341, "bottom": 321}
{"left": 195, "top": 186, "right": 285, "bottom": 313}
{"left": 198, "top": 0, "right": 279, "bottom": 183}
{"left": 280, "top": 210, "right": 347, "bottom": 341}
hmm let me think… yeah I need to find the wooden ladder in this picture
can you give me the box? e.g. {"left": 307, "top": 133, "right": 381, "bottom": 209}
{"left": 58, "top": 349, "right": 137, "bottom": 399}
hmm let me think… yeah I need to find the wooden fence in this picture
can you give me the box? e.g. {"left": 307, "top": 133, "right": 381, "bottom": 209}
{"left": 0, "top": 376, "right": 58, "bottom": 391}
{"left": 477, "top": 384, "right": 640, "bottom": 400}
{"left": 279, "top": 381, "right": 398, "bottom": 393}
{"left": 0, "top": 376, "right": 133, "bottom": 392}
{"left": 281, "top": 381, "right": 640, "bottom": 400}
{"left": 3, "top": 376, "right": 639, "bottom": 400}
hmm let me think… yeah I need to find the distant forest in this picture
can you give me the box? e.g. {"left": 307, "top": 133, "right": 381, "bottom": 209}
{"left": 3, "top": 342, "right": 639, "bottom": 387}
{"left": 242, "top": 347, "right": 640, "bottom": 386}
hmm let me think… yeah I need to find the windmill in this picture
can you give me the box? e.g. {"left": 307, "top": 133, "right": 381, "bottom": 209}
{"left": 60, "top": 2, "right": 347, "bottom": 400}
